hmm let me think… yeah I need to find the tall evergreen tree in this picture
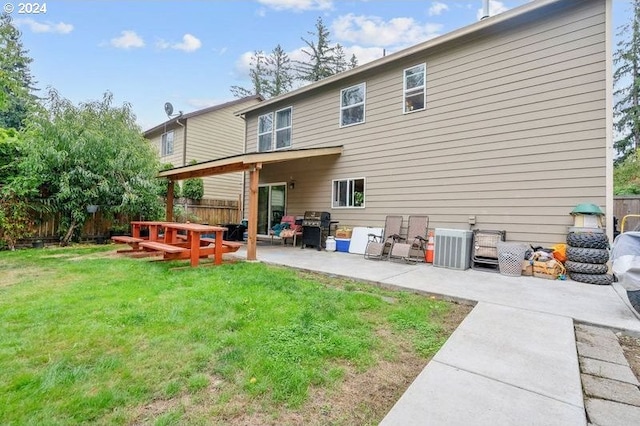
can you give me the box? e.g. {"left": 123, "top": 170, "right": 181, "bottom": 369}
{"left": 265, "top": 44, "right": 294, "bottom": 97}
{"left": 333, "top": 43, "right": 348, "bottom": 74}
{"left": 296, "top": 17, "right": 336, "bottom": 82}
{"left": 613, "top": 0, "right": 640, "bottom": 163}
{"left": 230, "top": 50, "right": 269, "bottom": 98}
{"left": 0, "top": 13, "right": 36, "bottom": 129}
{"left": 348, "top": 53, "right": 358, "bottom": 70}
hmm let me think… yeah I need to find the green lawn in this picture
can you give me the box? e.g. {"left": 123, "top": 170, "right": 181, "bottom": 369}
{"left": 0, "top": 245, "right": 466, "bottom": 425}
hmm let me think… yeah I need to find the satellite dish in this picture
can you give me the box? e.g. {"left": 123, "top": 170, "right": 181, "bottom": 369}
{"left": 164, "top": 102, "right": 174, "bottom": 117}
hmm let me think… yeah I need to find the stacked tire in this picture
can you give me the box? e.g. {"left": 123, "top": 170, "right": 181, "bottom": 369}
{"left": 565, "top": 231, "right": 613, "bottom": 285}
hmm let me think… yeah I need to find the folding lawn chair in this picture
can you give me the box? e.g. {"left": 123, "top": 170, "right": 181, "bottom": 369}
{"left": 364, "top": 215, "right": 403, "bottom": 260}
{"left": 389, "top": 215, "right": 429, "bottom": 263}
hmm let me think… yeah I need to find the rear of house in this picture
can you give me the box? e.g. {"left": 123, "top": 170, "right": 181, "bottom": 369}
{"left": 145, "top": 95, "right": 262, "bottom": 201}
{"left": 239, "top": 0, "right": 612, "bottom": 245}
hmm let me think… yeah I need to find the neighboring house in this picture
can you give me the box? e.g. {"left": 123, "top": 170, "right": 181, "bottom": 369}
{"left": 236, "top": 0, "right": 612, "bottom": 245}
{"left": 144, "top": 95, "right": 262, "bottom": 201}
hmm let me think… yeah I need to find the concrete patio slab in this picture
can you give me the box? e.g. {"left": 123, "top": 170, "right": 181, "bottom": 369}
{"left": 380, "top": 361, "right": 586, "bottom": 426}
{"left": 432, "top": 302, "right": 583, "bottom": 407}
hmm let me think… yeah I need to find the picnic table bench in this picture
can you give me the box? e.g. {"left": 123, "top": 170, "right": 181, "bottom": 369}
{"left": 111, "top": 235, "right": 145, "bottom": 252}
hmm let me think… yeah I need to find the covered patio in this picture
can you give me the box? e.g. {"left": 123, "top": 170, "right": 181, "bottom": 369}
{"left": 157, "top": 146, "right": 343, "bottom": 260}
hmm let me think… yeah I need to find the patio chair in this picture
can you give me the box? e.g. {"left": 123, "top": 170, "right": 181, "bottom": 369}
{"left": 389, "top": 215, "right": 429, "bottom": 263}
{"left": 364, "top": 215, "right": 403, "bottom": 260}
{"left": 270, "top": 215, "right": 302, "bottom": 246}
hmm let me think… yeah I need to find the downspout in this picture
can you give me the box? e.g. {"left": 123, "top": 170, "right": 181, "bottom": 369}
{"left": 176, "top": 114, "right": 187, "bottom": 217}
{"left": 177, "top": 114, "right": 186, "bottom": 166}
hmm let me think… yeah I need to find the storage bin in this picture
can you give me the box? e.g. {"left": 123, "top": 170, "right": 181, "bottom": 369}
{"left": 336, "top": 238, "right": 350, "bottom": 252}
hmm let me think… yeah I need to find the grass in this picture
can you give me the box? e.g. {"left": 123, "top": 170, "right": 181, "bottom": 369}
{"left": 0, "top": 245, "right": 466, "bottom": 425}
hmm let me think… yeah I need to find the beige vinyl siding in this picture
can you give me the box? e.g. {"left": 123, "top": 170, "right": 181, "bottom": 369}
{"left": 244, "top": 0, "right": 606, "bottom": 245}
{"left": 185, "top": 100, "right": 259, "bottom": 200}
{"left": 151, "top": 126, "right": 184, "bottom": 169}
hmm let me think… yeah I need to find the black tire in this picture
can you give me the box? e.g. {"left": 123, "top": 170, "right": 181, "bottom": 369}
{"left": 566, "top": 246, "right": 609, "bottom": 264}
{"left": 569, "top": 272, "right": 613, "bottom": 285}
{"left": 565, "top": 261, "right": 609, "bottom": 275}
{"left": 566, "top": 232, "right": 609, "bottom": 249}
{"left": 627, "top": 290, "right": 640, "bottom": 314}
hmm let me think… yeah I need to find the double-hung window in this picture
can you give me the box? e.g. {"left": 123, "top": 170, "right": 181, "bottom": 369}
{"left": 340, "top": 83, "right": 365, "bottom": 127}
{"left": 404, "top": 64, "right": 426, "bottom": 113}
{"left": 258, "top": 107, "right": 292, "bottom": 151}
{"left": 332, "top": 178, "right": 365, "bottom": 208}
{"left": 161, "top": 131, "right": 174, "bottom": 156}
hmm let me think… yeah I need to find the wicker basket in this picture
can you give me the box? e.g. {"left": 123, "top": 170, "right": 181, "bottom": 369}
{"left": 533, "top": 259, "right": 566, "bottom": 280}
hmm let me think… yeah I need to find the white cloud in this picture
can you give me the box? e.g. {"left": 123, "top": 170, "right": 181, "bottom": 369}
{"left": 332, "top": 14, "right": 442, "bottom": 48}
{"left": 15, "top": 18, "right": 73, "bottom": 34}
{"left": 428, "top": 2, "right": 449, "bottom": 16}
{"left": 257, "top": 0, "right": 333, "bottom": 12}
{"left": 157, "top": 34, "right": 202, "bottom": 52}
{"left": 110, "top": 30, "right": 145, "bottom": 49}
{"left": 477, "top": 0, "right": 510, "bottom": 20}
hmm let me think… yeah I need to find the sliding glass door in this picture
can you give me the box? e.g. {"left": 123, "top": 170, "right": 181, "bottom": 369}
{"left": 257, "top": 184, "right": 286, "bottom": 235}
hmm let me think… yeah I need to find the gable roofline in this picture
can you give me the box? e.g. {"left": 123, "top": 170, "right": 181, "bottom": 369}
{"left": 144, "top": 94, "right": 263, "bottom": 136}
{"left": 235, "top": 0, "right": 566, "bottom": 117}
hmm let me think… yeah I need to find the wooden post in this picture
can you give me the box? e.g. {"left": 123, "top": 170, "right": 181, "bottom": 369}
{"left": 166, "top": 180, "right": 174, "bottom": 222}
{"left": 247, "top": 163, "right": 261, "bottom": 261}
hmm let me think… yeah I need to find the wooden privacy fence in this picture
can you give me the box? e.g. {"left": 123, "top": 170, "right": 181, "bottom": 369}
{"left": 23, "top": 198, "right": 240, "bottom": 241}
{"left": 614, "top": 195, "right": 640, "bottom": 232}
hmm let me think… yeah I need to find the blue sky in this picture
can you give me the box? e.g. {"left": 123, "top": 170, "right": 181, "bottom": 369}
{"left": 8, "top": 0, "right": 633, "bottom": 130}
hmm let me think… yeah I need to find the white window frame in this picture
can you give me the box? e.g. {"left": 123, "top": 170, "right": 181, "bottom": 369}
{"left": 257, "top": 106, "right": 293, "bottom": 152}
{"left": 257, "top": 112, "right": 273, "bottom": 152}
{"left": 274, "top": 107, "right": 292, "bottom": 150}
{"left": 332, "top": 177, "right": 365, "bottom": 209}
{"left": 161, "top": 130, "right": 174, "bottom": 156}
{"left": 339, "top": 82, "right": 366, "bottom": 128}
{"left": 403, "top": 63, "right": 426, "bottom": 114}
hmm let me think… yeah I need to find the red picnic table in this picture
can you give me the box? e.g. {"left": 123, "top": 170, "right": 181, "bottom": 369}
{"left": 111, "top": 221, "right": 167, "bottom": 253}
{"left": 139, "top": 223, "right": 240, "bottom": 267}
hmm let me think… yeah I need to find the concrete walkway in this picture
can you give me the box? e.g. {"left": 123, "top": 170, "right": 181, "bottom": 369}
{"left": 229, "top": 245, "right": 640, "bottom": 425}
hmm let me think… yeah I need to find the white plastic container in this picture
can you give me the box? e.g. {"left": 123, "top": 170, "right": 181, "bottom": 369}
{"left": 325, "top": 236, "right": 336, "bottom": 252}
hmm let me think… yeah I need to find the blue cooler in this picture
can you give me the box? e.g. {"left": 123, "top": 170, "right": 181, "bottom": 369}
{"left": 336, "top": 238, "right": 350, "bottom": 252}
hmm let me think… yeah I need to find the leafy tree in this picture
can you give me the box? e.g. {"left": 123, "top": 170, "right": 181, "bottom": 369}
{"left": 613, "top": 0, "right": 640, "bottom": 163}
{"left": 614, "top": 150, "right": 640, "bottom": 194}
{"left": 0, "top": 127, "right": 20, "bottom": 184}
{"left": 18, "top": 89, "right": 163, "bottom": 244}
{"left": 182, "top": 160, "right": 204, "bottom": 201}
{"left": 296, "top": 17, "right": 336, "bottom": 82}
{"left": 0, "top": 13, "right": 36, "bottom": 129}
{"left": 158, "top": 162, "right": 182, "bottom": 198}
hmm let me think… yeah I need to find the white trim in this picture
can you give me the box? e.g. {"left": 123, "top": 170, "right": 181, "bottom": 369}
{"left": 331, "top": 177, "right": 366, "bottom": 208}
{"left": 605, "top": 0, "right": 613, "bottom": 243}
{"left": 161, "top": 130, "right": 174, "bottom": 157}
{"left": 274, "top": 106, "right": 293, "bottom": 150}
{"left": 257, "top": 112, "right": 274, "bottom": 152}
{"left": 339, "top": 82, "right": 366, "bottom": 128}
{"left": 403, "top": 63, "right": 426, "bottom": 114}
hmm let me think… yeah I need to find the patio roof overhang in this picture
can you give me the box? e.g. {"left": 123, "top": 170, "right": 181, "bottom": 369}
{"left": 158, "top": 145, "right": 343, "bottom": 261}
{"left": 158, "top": 146, "right": 343, "bottom": 181}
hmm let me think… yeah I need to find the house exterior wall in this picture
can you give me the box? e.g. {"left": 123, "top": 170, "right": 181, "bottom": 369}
{"left": 185, "top": 99, "right": 260, "bottom": 200}
{"left": 152, "top": 125, "right": 185, "bottom": 170}
{"left": 243, "top": 0, "right": 609, "bottom": 245}
{"left": 146, "top": 97, "right": 261, "bottom": 202}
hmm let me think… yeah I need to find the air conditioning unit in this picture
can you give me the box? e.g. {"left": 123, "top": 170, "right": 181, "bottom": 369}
{"left": 434, "top": 228, "right": 473, "bottom": 270}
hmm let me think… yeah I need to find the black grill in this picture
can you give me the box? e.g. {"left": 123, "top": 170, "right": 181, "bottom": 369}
{"left": 301, "top": 211, "right": 331, "bottom": 250}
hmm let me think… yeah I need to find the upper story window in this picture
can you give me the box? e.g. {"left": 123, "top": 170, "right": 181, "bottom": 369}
{"left": 258, "top": 107, "right": 292, "bottom": 152}
{"left": 161, "top": 131, "right": 174, "bottom": 156}
{"left": 340, "top": 83, "right": 365, "bottom": 127}
{"left": 332, "top": 177, "right": 365, "bottom": 208}
{"left": 404, "top": 64, "right": 426, "bottom": 113}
